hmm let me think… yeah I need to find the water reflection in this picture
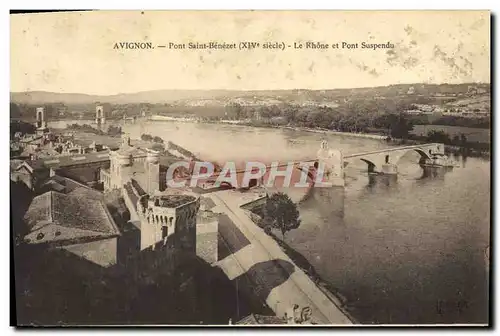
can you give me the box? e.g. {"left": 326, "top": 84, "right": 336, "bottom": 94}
{"left": 307, "top": 187, "right": 345, "bottom": 223}
{"left": 366, "top": 173, "right": 398, "bottom": 191}
{"left": 418, "top": 166, "right": 447, "bottom": 180}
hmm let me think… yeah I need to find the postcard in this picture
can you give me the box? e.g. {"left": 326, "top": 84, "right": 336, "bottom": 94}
{"left": 10, "top": 10, "right": 490, "bottom": 326}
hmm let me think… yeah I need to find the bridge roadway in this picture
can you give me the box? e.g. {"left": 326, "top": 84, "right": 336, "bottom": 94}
{"left": 207, "top": 189, "right": 354, "bottom": 325}
{"left": 191, "top": 143, "right": 440, "bottom": 177}
{"left": 342, "top": 143, "right": 439, "bottom": 159}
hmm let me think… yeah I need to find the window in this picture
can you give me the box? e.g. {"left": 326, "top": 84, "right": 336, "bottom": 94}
{"left": 36, "top": 232, "right": 45, "bottom": 240}
{"left": 55, "top": 231, "right": 61, "bottom": 237}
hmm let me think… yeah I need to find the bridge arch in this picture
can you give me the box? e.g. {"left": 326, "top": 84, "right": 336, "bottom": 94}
{"left": 218, "top": 181, "right": 234, "bottom": 189}
{"left": 360, "top": 158, "right": 376, "bottom": 173}
{"left": 392, "top": 148, "right": 433, "bottom": 166}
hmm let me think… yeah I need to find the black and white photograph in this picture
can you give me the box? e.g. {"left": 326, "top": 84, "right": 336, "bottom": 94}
{"left": 9, "top": 10, "right": 491, "bottom": 326}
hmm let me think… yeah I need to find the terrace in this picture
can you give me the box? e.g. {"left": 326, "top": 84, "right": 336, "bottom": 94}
{"left": 151, "top": 195, "right": 197, "bottom": 208}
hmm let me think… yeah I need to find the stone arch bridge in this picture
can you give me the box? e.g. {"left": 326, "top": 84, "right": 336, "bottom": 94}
{"left": 343, "top": 143, "right": 445, "bottom": 174}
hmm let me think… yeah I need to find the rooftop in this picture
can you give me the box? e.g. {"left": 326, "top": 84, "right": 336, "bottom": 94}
{"left": 22, "top": 151, "right": 111, "bottom": 171}
{"left": 39, "top": 175, "right": 102, "bottom": 196}
{"left": 24, "top": 190, "right": 120, "bottom": 242}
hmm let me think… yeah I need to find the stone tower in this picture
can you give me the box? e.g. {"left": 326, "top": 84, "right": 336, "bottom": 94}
{"left": 109, "top": 134, "right": 133, "bottom": 189}
{"left": 35, "top": 107, "right": 48, "bottom": 135}
{"left": 137, "top": 190, "right": 200, "bottom": 252}
{"left": 144, "top": 148, "right": 160, "bottom": 194}
{"left": 315, "top": 140, "right": 345, "bottom": 219}
{"left": 316, "top": 140, "right": 345, "bottom": 187}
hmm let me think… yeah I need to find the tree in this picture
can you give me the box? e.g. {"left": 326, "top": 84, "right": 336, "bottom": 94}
{"left": 10, "top": 103, "right": 21, "bottom": 119}
{"left": 153, "top": 136, "right": 164, "bottom": 144}
{"left": 141, "top": 134, "right": 153, "bottom": 142}
{"left": 263, "top": 192, "right": 301, "bottom": 241}
{"left": 426, "top": 130, "right": 450, "bottom": 144}
{"left": 389, "top": 113, "right": 414, "bottom": 139}
{"left": 107, "top": 125, "right": 122, "bottom": 137}
{"left": 225, "top": 102, "right": 243, "bottom": 120}
{"left": 151, "top": 143, "right": 164, "bottom": 152}
{"left": 10, "top": 120, "right": 36, "bottom": 138}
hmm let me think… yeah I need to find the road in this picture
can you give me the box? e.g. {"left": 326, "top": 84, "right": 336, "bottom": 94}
{"left": 208, "top": 189, "right": 354, "bottom": 325}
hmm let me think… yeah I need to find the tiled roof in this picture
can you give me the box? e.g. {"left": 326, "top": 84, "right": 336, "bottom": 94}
{"left": 39, "top": 175, "right": 101, "bottom": 196}
{"left": 24, "top": 151, "right": 111, "bottom": 171}
{"left": 24, "top": 192, "right": 53, "bottom": 230}
{"left": 24, "top": 191, "right": 120, "bottom": 240}
{"left": 10, "top": 160, "right": 24, "bottom": 171}
{"left": 19, "top": 149, "right": 176, "bottom": 173}
{"left": 41, "top": 180, "right": 66, "bottom": 193}
{"left": 68, "top": 186, "right": 104, "bottom": 201}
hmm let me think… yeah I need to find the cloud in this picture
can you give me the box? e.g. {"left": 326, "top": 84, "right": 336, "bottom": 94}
{"left": 385, "top": 42, "right": 420, "bottom": 69}
{"left": 349, "top": 59, "right": 380, "bottom": 77}
{"left": 432, "top": 45, "right": 473, "bottom": 78}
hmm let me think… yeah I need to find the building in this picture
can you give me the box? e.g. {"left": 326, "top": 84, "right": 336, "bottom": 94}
{"left": 102, "top": 135, "right": 160, "bottom": 193}
{"left": 14, "top": 132, "right": 201, "bottom": 271}
{"left": 99, "top": 134, "right": 200, "bottom": 252}
{"left": 11, "top": 151, "right": 111, "bottom": 191}
{"left": 134, "top": 189, "right": 199, "bottom": 252}
{"left": 22, "top": 176, "right": 121, "bottom": 268}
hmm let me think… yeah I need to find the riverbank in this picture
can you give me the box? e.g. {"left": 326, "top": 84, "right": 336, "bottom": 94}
{"left": 148, "top": 115, "right": 389, "bottom": 141}
{"left": 49, "top": 116, "right": 490, "bottom": 159}
{"left": 147, "top": 116, "right": 490, "bottom": 158}
{"left": 243, "top": 204, "right": 357, "bottom": 323}
{"left": 280, "top": 126, "right": 388, "bottom": 140}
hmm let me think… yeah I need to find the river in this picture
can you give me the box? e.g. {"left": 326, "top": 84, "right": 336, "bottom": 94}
{"left": 51, "top": 119, "right": 490, "bottom": 325}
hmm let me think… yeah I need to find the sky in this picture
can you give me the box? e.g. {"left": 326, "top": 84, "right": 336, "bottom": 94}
{"left": 10, "top": 10, "right": 490, "bottom": 95}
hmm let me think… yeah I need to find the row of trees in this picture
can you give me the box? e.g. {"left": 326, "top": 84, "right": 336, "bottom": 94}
{"left": 66, "top": 123, "right": 123, "bottom": 137}
{"left": 140, "top": 133, "right": 165, "bottom": 151}
{"left": 225, "top": 100, "right": 489, "bottom": 136}
{"left": 140, "top": 133, "right": 164, "bottom": 144}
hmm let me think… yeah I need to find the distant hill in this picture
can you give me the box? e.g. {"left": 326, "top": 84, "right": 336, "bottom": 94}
{"left": 10, "top": 83, "right": 490, "bottom": 105}
{"left": 10, "top": 90, "right": 239, "bottom": 105}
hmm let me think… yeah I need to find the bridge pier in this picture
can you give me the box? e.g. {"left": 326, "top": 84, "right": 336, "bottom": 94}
{"left": 316, "top": 141, "right": 345, "bottom": 188}
{"left": 312, "top": 186, "right": 345, "bottom": 220}
{"left": 315, "top": 141, "right": 346, "bottom": 220}
{"left": 380, "top": 163, "right": 398, "bottom": 176}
